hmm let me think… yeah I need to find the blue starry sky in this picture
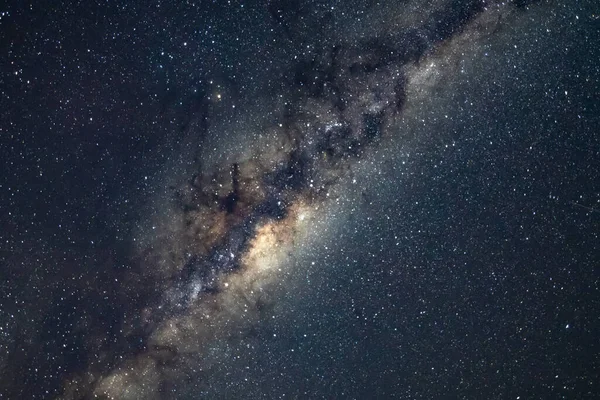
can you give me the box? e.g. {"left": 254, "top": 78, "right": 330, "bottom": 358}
{"left": 1, "top": 1, "right": 598, "bottom": 399}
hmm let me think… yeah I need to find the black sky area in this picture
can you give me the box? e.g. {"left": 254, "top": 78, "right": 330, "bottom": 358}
{"left": 1, "top": 1, "right": 599, "bottom": 399}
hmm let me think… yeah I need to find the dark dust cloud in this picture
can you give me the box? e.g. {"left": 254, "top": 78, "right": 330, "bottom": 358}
{"left": 1, "top": 0, "right": 599, "bottom": 399}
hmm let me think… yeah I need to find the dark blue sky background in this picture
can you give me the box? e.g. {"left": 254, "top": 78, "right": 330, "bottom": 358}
{"left": 1, "top": 1, "right": 598, "bottom": 398}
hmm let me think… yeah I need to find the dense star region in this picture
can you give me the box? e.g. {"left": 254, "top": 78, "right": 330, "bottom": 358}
{"left": 1, "top": 0, "right": 599, "bottom": 399}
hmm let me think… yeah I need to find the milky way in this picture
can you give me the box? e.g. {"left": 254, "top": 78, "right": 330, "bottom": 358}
{"left": 57, "top": 2, "right": 532, "bottom": 398}
{"left": 2, "top": 0, "right": 598, "bottom": 399}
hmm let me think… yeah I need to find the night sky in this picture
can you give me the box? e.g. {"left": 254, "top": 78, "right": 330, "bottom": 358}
{"left": 1, "top": 1, "right": 599, "bottom": 399}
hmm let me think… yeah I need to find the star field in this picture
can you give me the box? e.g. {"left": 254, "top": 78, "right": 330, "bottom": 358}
{"left": 1, "top": 1, "right": 599, "bottom": 399}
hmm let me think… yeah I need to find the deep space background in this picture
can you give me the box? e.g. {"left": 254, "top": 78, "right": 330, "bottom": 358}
{"left": 1, "top": 0, "right": 599, "bottom": 399}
